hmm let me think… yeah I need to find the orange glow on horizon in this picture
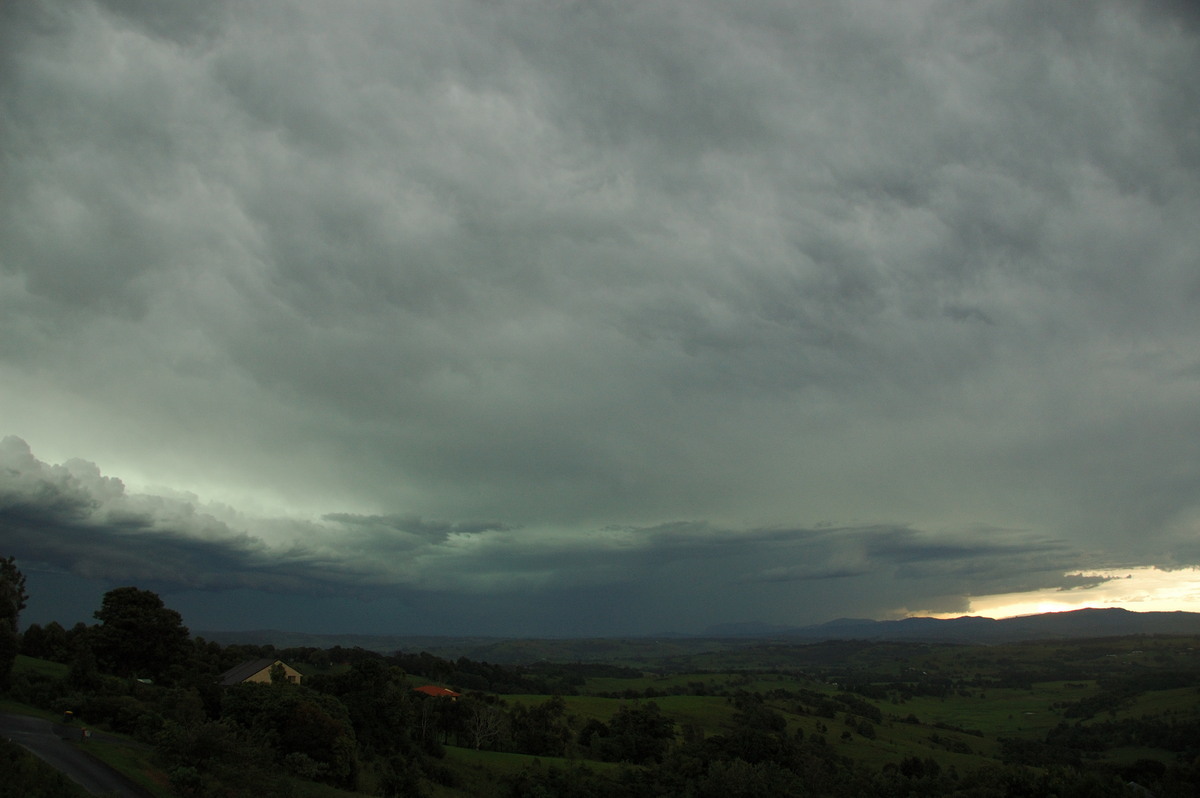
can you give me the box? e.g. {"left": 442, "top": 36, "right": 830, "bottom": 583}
{"left": 914, "top": 566, "right": 1200, "bottom": 620}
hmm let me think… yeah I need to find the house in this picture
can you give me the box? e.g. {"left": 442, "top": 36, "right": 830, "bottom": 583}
{"left": 413, "top": 685, "right": 461, "bottom": 700}
{"left": 219, "top": 658, "right": 303, "bottom": 686}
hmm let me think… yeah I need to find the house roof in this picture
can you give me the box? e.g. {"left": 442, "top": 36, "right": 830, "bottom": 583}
{"left": 413, "top": 685, "right": 461, "bottom": 698}
{"left": 219, "top": 658, "right": 284, "bottom": 686}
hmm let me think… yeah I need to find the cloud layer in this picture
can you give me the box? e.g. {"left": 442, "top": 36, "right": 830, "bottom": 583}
{"left": 0, "top": 435, "right": 1160, "bottom": 634}
{"left": 2, "top": 0, "right": 1199, "bottom": 634}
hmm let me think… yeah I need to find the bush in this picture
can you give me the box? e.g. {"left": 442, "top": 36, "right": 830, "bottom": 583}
{"left": 6, "top": 671, "right": 64, "bottom": 710}
{"left": 79, "top": 693, "right": 162, "bottom": 738}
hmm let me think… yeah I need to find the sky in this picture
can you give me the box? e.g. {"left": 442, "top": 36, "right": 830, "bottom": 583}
{"left": 2, "top": 0, "right": 1199, "bottom": 638}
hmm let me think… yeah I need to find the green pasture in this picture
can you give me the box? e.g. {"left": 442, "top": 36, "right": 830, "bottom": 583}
{"left": 442, "top": 745, "right": 619, "bottom": 776}
{"left": 896, "top": 682, "right": 1098, "bottom": 739}
{"left": 825, "top": 717, "right": 999, "bottom": 772}
{"left": 508, "top": 678, "right": 1020, "bottom": 773}
{"left": 433, "top": 745, "right": 622, "bottom": 798}
{"left": 713, "top": 693, "right": 1006, "bottom": 774}
{"left": 1101, "top": 686, "right": 1200, "bottom": 722}
{"left": 78, "top": 739, "right": 174, "bottom": 798}
{"left": 0, "top": 697, "right": 61, "bottom": 720}
{"left": 278, "top": 781, "right": 366, "bottom": 798}
{"left": 12, "top": 653, "right": 69, "bottom": 679}
{"left": 1094, "top": 745, "right": 1187, "bottom": 768}
{"left": 502, "top": 692, "right": 738, "bottom": 735}
{"left": 899, "top": 678, "right": 1200, "bottom": 740}
{"left": 643, "top": 694, "right": 740, "bottom": 734}
{"left": 581, "top": 670, "right": 816, "bottom": 696}
{"left": 504, "top": 693, "right": 624, "bottom": 723}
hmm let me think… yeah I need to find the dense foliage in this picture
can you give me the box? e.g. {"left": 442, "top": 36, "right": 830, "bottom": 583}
{"left": 92, "top": 586, "right": 191, "bottom": 683}
{"left": 0, "top": 555, "right": 28, "bottom": 688}
{"left": 4, "top": 565, "right": 1200, "bottom": 797}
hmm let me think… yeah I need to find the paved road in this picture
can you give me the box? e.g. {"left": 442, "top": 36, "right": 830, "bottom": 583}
{"left": 0, "top": 712, "right": 154, "bottom": 797}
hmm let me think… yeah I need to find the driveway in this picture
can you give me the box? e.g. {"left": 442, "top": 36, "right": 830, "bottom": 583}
{"left": 0, "top": 712, "right": 155, "bottom": 797}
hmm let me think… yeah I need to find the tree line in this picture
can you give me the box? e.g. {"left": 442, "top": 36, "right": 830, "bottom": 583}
{"left": 4, "top": 558, "right": 1200, "bottom": 797}
{"left": 0, "top": 560, "right": 684, "bottom": 795}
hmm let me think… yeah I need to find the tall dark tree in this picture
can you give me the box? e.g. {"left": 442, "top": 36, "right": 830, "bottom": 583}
{"left": 92, "top": 586, "right": 190, "bottom": 683}
{"left": 0, "top": 556, "right": 29, "bottom": 688}
{"left": 511, "top": 695, "right": 571, "bottom": 756}
{"left": 593, "top": 702, "right": 676, "bottom": 764}
{"left": 310, "top": 657, "right": 415, "bottom": 756}
{"left": 222, "top": 682, "right": 360, "bottom": 787}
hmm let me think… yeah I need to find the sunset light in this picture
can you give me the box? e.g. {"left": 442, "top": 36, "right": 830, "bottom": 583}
{"left": 925, "top": 567, "right": 1200, "bottom": 620}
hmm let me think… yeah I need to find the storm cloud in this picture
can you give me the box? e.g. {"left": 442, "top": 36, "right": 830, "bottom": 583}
{"left": 2, "top": 0, "right": 1199, "bottom": 635}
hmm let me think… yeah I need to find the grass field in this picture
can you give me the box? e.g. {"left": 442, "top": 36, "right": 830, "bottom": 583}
{"left": 12, "top": 654, "right": 69, "bottom": 679}
{"left": 432, "top": 745, "right": 624, "bottom": 798}
{"left": 8, "top": 634, "right": 1198, "bottom": 795}
{"left": 491, "top": 635, "right": 1200, "bottom": 787}
{"left": 0, "top": 697, "right": 61, "bottom": 719}
{"left": 77, "top": 739, "right": 175, "bottom": 798}
{"left": 898, "top": 683, "right": 1085, "bottom": 739}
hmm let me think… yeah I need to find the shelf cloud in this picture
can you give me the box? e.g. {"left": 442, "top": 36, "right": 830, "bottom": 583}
{"left": 3, "top": 0, "right": 1199, "bottom": 635}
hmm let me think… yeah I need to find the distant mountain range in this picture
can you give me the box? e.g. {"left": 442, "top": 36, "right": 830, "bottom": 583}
{"left": 200, "top": 608, "right": 1200, "bottom": 664}
{"left": 704, "top": 607, "right": 1200, "bottom": 643}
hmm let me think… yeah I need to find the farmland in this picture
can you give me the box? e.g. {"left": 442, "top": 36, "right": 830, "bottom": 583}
{"left": 7, "top": 628, "right": 1200, "bottom": 796}
{"left": 416, "top": 633, "right": 1200, "bottom": 795}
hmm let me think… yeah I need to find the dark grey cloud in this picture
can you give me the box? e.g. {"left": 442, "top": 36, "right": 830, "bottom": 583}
{"left": 1056, "top": 573, "right": 1118, "bottom": 592}
{"left": 92, "top": 0, "right": 228, "bottom": 45}
{"left": 323, "top": 513, "right": 512, "bottom": 544}
{"left": 2, "top": 436, "right": 1101, "bottom": 633}
{"left": 2, "top": 0, "right": 1199, "bottom": 633}
{"left": 0, "top": 436, "right": 341, "bottom": 594}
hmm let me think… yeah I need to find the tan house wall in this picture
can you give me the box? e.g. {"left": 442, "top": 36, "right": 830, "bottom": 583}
{"left": 242, "top": 660, "right": 303, "bottom": 685}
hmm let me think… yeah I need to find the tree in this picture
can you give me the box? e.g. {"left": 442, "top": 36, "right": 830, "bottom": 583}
{"left": 689, "top": 758, "right": 804, "bottom": 798}
{"left": 702, "top": 698, "right": 797, "bottom": 768}
{"left": 0, "top": 556, "right": 29, "bottom": 688}
{"left": 92, "top": 586, "right": 190, "bottom": 683}
{"left": 156, "top": 718, "right": 285, "bottom": 798}
{"left": 0, "top": 556, "right": 27, "bottom": 623}
{"left": 511, "top": 695, "right": 571, "bottom": 756}
{"left": 18, "top": 622, "right": 50, "bottom": 660}
{"left": 308, "top": 657, "right": 417, "bottom": 756}
{"left": 269, "top": 662, "right": 289, "bottom": 685}
{"left": 464, "top": 699, "right": 508, "bottom": 751}
{"left": 66, "top": 641, "right": 103, "bottom": 691}
{"left": 222, "top": 683, "right": 360, "bottom": 788}
{"left": 594, "top": 702, "right": 676, "bottom": 764}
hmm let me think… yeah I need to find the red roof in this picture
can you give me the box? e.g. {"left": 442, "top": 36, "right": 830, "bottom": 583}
{"left": 413, "top": 685, "right": 461, "bottom": 698}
